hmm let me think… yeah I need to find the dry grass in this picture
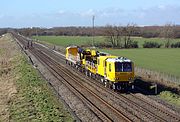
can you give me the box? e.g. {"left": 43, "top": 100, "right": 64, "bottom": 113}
{"left": 135, "top": 67, "right": 180, "bottom": 90}
{"left": 0, "top": 34, "right": 74, "bottom": 121}
{"left": 0, "top": 33, "right": 20, "bottom": 121}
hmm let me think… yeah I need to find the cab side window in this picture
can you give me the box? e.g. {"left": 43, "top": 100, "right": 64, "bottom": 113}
{"left": 98, "top": 59, "right": 100, "bottom": 65}
{"left": 109, "top": 64, "right": 111, "bottom": 72}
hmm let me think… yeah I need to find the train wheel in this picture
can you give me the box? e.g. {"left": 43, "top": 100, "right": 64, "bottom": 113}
{"left": 104, "top": 82, "right": 107, "bottom": 88}
{"left": 100, "top": 78, "right": 104, "bottom": 83}
{"left": 89, "top": 72, "right": 92, "bottom": 77}
{"left": 106, "top": 82, "right": 111, "bottom": 89}
{"left": 113, "top": 84, "right": 117, "bottom": 91}
{"left": 76, "top": 65, "right": 78, "bottom": 69}
{"left": 113, "top": 84, "right": 115, "bottom": 90}
{"left": 80, "top": 67, "right": 82, "bottom": 72}
{"left": 94, "top": 74, "right": 97, "bottom": 80}
{"left": 110, "top": 84, "right": 113, "bottom": 89}
{"left": 85, "top": 70, "right": 88, "bottom": 76}
{"left": 131, "top": 85, "right": 134, "bottom": 90}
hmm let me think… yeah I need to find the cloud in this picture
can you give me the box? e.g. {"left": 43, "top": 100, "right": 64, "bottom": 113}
{"left": 0, "top": 14, "right": 4, "bottom": 18}
{"left": 80, "top": 9, "right": 95, "bottom": 17}
{"left": 158, "top": 5, "right": 166, "bottom": 10}
{"left": 0, "top": 5, "right": 180, "bottom": 28}
{"left": 58, "top": 10, "right": 65, "bottom": 15}
{"left": 131, "top": 5, "right": 180, "bottom": 25}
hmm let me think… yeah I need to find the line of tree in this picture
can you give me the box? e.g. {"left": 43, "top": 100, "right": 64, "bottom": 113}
{"left": 1, "top": 24, "right": 180, "bottom": 49}
{"left": 6, "top": 24, "right": 179, "bottom": 39}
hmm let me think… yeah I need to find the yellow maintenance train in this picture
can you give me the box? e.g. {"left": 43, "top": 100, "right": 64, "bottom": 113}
{"left": 66, "top": 46, "right": 135, "bottom": 91}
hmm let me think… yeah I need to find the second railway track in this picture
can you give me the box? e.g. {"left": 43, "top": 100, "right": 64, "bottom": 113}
{"left": 34, "top": 43, "right": 180, "bottom": 122}
{"left": 12, "top": 32, "right": 180, "bottom": 122}
{"left": 32, "top": 48, "right": 132, "bottom": 122}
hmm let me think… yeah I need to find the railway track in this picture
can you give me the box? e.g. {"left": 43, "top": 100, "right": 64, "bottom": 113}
{"left": 32, "top": 48, "right": 132, "bottom": 122}
{"left": 64, "top": 62, "right": 179, "bottom": 122}
{"left": 34, "top": 44, "right": 180, "bottom": 122}
{"left": 122, "top": 93, "right": 180, "bottom": 121}
{"left": 12, "top": 32, "right": 180, "bottom": 122}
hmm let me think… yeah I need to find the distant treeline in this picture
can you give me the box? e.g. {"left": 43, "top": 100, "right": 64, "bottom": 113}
{"left": 1, "top": 24, "right": 180, "bottom": 48}
{"left": 16, "top": 25, "right": 180, "bottom": 38}
{"left": 0, "top": 29, "right": 8, "bottom": 36}
{"left": 1, "top": 24, "right": 180, "bottom": 38}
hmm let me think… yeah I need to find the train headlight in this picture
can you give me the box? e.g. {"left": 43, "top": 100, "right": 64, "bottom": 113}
{"left": 129, "top": 77, "right": 134, "bottom": 83}
{"left": 129, "top": 77, "right": 132, "bottom": 80}
{"left": 114, "top": 78, "right": 118, "bottom": 80}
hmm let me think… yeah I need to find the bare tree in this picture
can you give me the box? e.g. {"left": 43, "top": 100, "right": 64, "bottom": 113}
{"left": 122, "top": 23, "right": 136, "bottom": 48}
{"left": 160, "top": 23, "right": 175, "bottom": 48}
{"left": 114, "top": 26, "right": 123, "bottom": 47}
{"left": 104, "top": 24, "right": 137, "bottom": 48}
{"left": 104, "top": 25, "right": 117, "bottom": 48}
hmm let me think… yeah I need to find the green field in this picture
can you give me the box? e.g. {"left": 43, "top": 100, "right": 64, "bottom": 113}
{"left": 33, "top": 36, "right": 180, "bottom": 78}
{"left": 99, "top": 48, "right": 180, "bottom": 77}
{"left": 33, "top": 36, "right": 180, "bottom": 48}
{"left": 33, "top": 36, "right": 104, "bottom": 47}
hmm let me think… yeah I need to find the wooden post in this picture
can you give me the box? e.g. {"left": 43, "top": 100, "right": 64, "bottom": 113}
{"left": 155, "top": 84, "right": 157, "bottom": 95}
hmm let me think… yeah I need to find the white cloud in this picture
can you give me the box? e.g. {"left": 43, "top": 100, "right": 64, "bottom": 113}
{"left": 0, "top": 14, "right": 5, "bottom": 19}
{"left": 158, "top": 5, "right": 166, "bottom": 10}
{"left": 58, "top": 10, "right": 65, "bottom": 15}
{"left": 80, "top": 9, "right": 96, "bottom": 17}
{"left": 0, "top": 5, "right": 180, "bottom": 27}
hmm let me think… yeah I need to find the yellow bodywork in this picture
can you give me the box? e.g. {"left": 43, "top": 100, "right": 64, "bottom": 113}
{"left": 97, "top": 56, "right": 116, "bottom": 77}
{"left": 91, "top": 50, "right": 96, "bottom": 56}
{"left": 106, "top": 61, "right": 135, "bottom": 82}
{"left": 97, "top": 56, "right": 134, "bottom": 83}
{"left": 85, "top": 62, "right": 97, "bottom": 74}
{"left": 66, "top": 46, "right": 79, "bottom": 63}
{"left": 105, "top": 62, "right": 134, "bottom": 82}
{"left": 84, "top": 49, "right": 97, "bottom": 74}
{"left": 66, "top": 46, "right": 135, "bottom": 85}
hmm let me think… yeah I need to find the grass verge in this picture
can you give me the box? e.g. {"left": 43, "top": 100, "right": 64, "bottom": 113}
{"left": 159, "top": 91, "right": 180, "bottom": 107}
{"left": 9, "top": 55, "right": 74, "bottom": 122}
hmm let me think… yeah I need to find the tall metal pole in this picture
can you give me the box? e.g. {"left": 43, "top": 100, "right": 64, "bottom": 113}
{"left": 92, "top": 15, "right": 95, "bottom": 47}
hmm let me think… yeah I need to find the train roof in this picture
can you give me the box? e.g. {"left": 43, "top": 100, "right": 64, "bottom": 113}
{"left": 66, "top": 46, "right": 78, "bottom": 49}
{"left": 106, "top": 57, "right": 132, "bottom": 63}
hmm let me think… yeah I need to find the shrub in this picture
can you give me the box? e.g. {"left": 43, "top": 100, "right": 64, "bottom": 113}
{"left": 143, "top": 41, "right": 162, "bottom": 48}
{"left": 171, "top": 42, "right": 180, "bottom": 48}
{"left": 94, "top": 42, "right": 112, "bottom": 48}
{"left": 128, "top": 41, "right": 139, "bottom": 48}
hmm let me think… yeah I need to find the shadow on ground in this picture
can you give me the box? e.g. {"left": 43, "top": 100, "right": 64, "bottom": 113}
{"left": 132, "top": 78, "right": 180, "bottom": 95}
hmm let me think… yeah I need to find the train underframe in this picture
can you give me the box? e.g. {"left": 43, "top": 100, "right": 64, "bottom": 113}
{"left": 97, "top": 75, "right": 133, "bottom": 91}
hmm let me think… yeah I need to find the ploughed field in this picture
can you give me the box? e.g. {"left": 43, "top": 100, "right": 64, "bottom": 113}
{"left": 33, "top": 36, "right": 180, "bottom": 78}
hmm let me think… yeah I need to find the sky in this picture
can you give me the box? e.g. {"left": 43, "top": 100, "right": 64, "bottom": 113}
{"left": 0, "top": 0, "right": 180, "bottom": 28}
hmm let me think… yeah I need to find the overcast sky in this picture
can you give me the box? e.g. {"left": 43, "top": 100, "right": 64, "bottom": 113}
{"left": 0, "top": 0, "right": 180, "bottom": 28}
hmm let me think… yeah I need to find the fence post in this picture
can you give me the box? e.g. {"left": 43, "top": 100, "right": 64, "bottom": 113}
{"left": 155, "top": 83, "right": 157, "bottom": 95}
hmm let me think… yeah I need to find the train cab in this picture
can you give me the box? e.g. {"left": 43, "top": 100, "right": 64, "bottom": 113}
{"left": 105, "top": 57, "right": 134, "bottom": 90}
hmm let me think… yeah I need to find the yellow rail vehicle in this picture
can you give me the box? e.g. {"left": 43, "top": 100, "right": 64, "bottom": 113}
{"left": 102, "top": 57, "right": 134, "bottom": 90}
{"left": 65, "top": 46, "right": 135, "bottom": 91}
{"left": 66, "top": 46, "right": 80, "bottom": 65}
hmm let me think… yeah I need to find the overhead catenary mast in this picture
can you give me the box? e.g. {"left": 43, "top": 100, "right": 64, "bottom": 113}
{"left": 92, "top": 15, "right": 95, "bottom": 47}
